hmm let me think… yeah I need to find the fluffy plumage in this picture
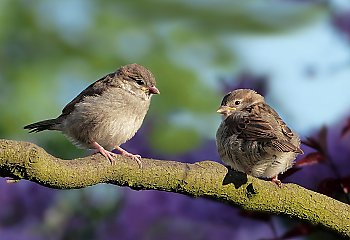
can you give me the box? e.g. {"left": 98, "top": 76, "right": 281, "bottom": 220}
{"left": 216, "top": 89, "right": 303, "bottom": 185}
{"left": 24, "top": 63, "right": 160, "bottom": 165}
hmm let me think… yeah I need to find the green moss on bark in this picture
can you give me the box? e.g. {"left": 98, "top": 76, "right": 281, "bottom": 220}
{"left": 0, "top": 139, "right": 349, "bottom": 236}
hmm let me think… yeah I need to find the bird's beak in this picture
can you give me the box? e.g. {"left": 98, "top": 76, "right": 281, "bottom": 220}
{"left": 148, "top": 86, "right": 160, "bottom": 95}
{"left": 216, "top": 106, "right": 236, "bottom": 114}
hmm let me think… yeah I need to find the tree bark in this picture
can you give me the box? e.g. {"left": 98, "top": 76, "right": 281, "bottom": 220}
{"left": 0, "top": 139, "right": 349, "bottom": 237}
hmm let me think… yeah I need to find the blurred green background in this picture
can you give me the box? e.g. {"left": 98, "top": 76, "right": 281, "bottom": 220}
{"left": 2, "top": 0, "right": 333, "bottom": 158}
{"left": 1, "top": 0, "right": 350, "bottom": 239}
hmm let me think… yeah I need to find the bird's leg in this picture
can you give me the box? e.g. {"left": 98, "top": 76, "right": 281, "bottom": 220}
{"left": 91, "top": 141, "right": 117, "bottom": 165}
{"left": 114, "top": 146, "right": 142, "bottom": 167}
{"left": 271, "top": 175, "right": 282, "bottom": 187}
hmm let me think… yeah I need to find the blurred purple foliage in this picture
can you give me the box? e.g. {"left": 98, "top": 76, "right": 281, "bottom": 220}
{"left": 219, "top": 71, "right": 268, "bottom": 97}
{"left": 332, "top": 10, "right": 350, "bottom": 41}
{"left": 0, "top": 181, "right": 56, "bottom": 240}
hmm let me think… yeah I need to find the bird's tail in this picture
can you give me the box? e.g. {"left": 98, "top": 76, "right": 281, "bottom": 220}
{"left": 24, "top": 119, "right": 60, "bottom": 133}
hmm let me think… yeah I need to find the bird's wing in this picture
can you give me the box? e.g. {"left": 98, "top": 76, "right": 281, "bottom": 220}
{"left": 225, "top": 113, "right": 301, "bottom": 153}
{"left": 225, "top": 113, "right": 276, "bottom": 141}
{"left": 61, "top": 73, "right": 117, "bottom": 116}
{"left": 259, "top": 103, "right": 295, "bottom": 139}
{"left": 271, "top": 139, "right": 303, "bottom": 153}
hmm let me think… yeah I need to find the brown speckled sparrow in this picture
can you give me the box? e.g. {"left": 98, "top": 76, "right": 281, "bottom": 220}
{"left": 216, "top": 89, "right": 303, "bottom": 186}
{"left": 24, "top": 63, "right": 160, "bottom": 166}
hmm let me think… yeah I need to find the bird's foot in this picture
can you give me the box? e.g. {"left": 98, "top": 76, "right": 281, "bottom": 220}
{"left": 271, "top": 176, "right": 282, "bottom": 187}
{"left": 114, "top": 146, "right": 142, "bottom": 168}
{"left": 91, "top": 142, "right": 117, "bottom": 165}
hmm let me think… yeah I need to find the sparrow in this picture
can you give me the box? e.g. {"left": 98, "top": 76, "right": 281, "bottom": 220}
{"left": 216, "top": 89, "right": 303, "bottom": 186}
{"left": 24, "top": 63, "right": 160, "bottom": 166}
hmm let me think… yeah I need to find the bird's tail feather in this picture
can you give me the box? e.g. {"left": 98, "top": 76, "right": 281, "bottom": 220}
{"left": 24, "top": 119, "right": 59, "bottom": 133}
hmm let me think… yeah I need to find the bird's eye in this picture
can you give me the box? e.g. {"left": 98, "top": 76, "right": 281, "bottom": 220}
{"left": 130, "top": 76, "right": 145, "bottom": 85}
{"left": 234, "top": 100, "right": 241, "bottom": 105}
{"left": 135, "top": 79, "right": 145, "bottom": 85}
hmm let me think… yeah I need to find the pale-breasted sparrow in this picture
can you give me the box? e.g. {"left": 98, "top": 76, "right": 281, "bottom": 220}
{"left": 216, "top": 89, "right": 303, "bottom": 185}
{"left": 24, "top": 63, "right": 160, "bottom": 166}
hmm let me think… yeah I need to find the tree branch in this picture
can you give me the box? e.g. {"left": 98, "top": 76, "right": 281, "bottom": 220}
{"left": 0, "top": 139, "right": 349, "bottom": 236}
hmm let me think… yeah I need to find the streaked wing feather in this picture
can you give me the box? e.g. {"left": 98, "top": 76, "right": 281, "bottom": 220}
{"left": 225, "top": 112, "right": 302, "bottom": 153}
{"left": 259, "top": 103, "right": 294, "bottom": 138}
{"left": 225, "top": 114, "right": 276, "bottom": 141}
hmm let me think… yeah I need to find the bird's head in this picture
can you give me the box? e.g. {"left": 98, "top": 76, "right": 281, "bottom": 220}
{"left": 217, "top": 89, "right": 264, "bottom": 117}
{"left": 118, "top": 63, "right": 160, "bottom": 99}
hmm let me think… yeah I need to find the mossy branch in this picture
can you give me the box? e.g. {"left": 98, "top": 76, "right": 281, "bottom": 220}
{"left": 0, "top": 139, "right": 349, "bottom": 236}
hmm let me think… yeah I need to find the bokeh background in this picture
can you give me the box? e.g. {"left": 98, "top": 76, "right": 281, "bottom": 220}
{"left": 1, "top": 0, "right": 350, "bottom": 239}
